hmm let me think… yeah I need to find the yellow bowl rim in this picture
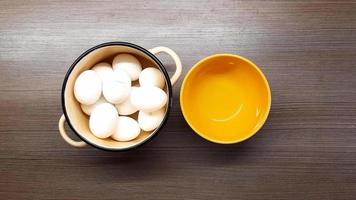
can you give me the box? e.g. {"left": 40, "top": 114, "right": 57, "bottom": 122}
{"left": 180, "top": 53, "right": 271, "bottom": 144}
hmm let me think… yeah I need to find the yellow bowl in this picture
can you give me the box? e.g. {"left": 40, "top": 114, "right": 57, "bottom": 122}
{"left": 180, "top": 54, "right": 271, "bottom": 144}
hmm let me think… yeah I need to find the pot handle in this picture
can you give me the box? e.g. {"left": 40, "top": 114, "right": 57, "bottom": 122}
{"left": 58, "top": 114, "right": 87, "bottom": 147}
{"left": 149, "top": 47, "right": 182, "bottom": 86}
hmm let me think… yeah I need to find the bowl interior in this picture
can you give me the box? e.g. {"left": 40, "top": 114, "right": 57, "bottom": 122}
{"left": 180, "top": 54, "right": 271, "bottom": 144}
{"left": 64, "top": 44, "right": 169, "bottom": 150}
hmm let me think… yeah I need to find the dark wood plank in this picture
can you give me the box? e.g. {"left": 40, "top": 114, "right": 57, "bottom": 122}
{"left": 0, "top": 0, "right": 356, "bottom": 199}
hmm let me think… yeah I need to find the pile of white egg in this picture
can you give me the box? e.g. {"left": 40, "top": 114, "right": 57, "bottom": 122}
{"left": 74, "top": 54, "right": 167, "bottom": 141}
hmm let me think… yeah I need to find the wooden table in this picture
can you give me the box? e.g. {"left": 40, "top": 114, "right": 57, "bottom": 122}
{"left": 1, "top": 0, "right": 355, "bottom": 199}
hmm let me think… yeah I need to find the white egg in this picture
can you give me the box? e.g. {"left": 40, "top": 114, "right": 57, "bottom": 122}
{"left": 130, "top": 86, "right": 168, "bottom": 112}
{"left": 74, "top": 70, "right": 102, "bottom": 105}
{"left": 103, "top": 69, "right": 131, "bottom": 104}
{"left": 115, "top": 86, "right": 139, "bottom": 115}
{"left": 89, "top": 103, "right": 118, "bottom": 138}
{"left": 139, "top": 67, "right": 165, "bottom": 89}
{"left": 112, "top": 54, "right": 142, "bottom": 81}
{"left": 91, "top": 62, "right": 113, "bottom": 80}
{"left": 112, "top": 116, "right": 141, "bottom": 141}
{"left": 80, "top": 96, "right": 108, "bottom": 115}
{"left": 138, "top": 108, "right": 166, "bottom": 132}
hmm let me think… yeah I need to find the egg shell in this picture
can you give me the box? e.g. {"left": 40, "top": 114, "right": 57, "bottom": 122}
{"left": 112, "top": 116, "right": 141, "bottom": 141}
{"left": 112, "top": 54, "right": 142, "bottom": 81}
{"left": 138, "top": 108, "right": 166, "bottom": 132}
{"left": 139, "top": 67, "right": 165, "bottom": 89}
{"left": 91, "top": 62, "right": 113, "bottom": 80}
{"left": 103, "top": 69, "right": 131, "bottom": 104}
{"left": 115, "top": 86, "right": 139, "bottom": 115}
{"left": 89, "top": 103, "right": 118, "bottom": 138}
{"left": 80, "top": 96, "right": 108, "bottom": 115}
{"left": 74, "top": 70, "right": 102, "bottom": 105}
{"left": 130, "top": 86, "right": 168, "bottom": 112}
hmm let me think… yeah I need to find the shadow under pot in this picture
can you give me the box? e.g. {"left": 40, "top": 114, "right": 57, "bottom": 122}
{"left": 58, "top": 42, "right": 182, "bottom": 151}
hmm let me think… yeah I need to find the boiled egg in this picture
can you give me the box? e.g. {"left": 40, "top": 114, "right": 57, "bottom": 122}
{"left": 130, "top": 86, "right": 168, "bottom": 112}
{"left": 139, "top": 67, "right": 165, "bottom": 89}
{"left": 112, "top": 54, "right": 142, "bottom": 81}
{"left": 91, "top": 62, "right": 113, "bottom": 80}
{"left": 138, "top": 108, "right": 166, "bottom": 132}
{"left": 74, "top": 70, "right": 102, "bottom": 105}
{"left": 102, "top": 69, "right": 131, "bottom": 104}
{"left": 111, "top": 116, "right": 141, "bottom": 141}
{"left": 80, "top": 96, "right": 108, "bottom": 116}
{"left": 89, "top": 103, "right": 118, "bottom": 138}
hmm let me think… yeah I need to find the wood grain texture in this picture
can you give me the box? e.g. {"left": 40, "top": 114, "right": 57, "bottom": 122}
{"left": 1, "top": 0, "right": 356, "bottom": 199}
